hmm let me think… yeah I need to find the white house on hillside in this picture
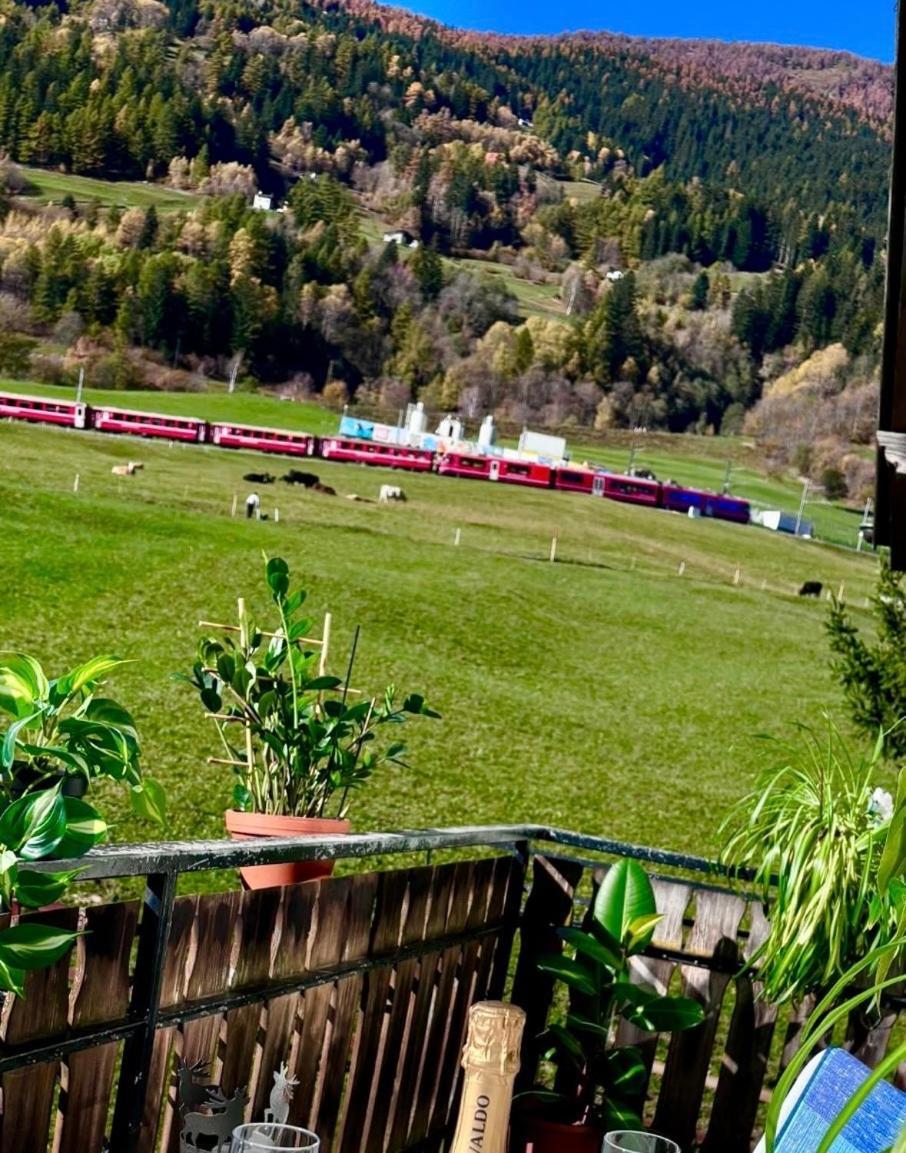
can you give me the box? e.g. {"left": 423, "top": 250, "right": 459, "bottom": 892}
{"left": 382, "top": 229, "right": 420, "bottom": 249}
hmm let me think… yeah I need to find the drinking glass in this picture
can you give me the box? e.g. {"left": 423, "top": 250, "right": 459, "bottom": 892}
{"left": 602, "top": 1131, "right": 681, "bottom": 1153}
{"left": 230, "top": 1123, "right": 320, "bottom": 1151}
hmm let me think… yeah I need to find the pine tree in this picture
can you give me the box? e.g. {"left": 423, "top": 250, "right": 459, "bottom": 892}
{"left": 827, "top": 561, "right": 906, "bottom": 758}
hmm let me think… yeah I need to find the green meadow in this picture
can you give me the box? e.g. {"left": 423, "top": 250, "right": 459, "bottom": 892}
{"left": 0, "top": 408, "right": 882, "bottom": 879}
{"left": 15, "top": 166, "right": 201, "bottom": 211}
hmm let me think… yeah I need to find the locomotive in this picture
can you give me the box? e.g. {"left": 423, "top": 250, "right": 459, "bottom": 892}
{"left": 0, "top": 391, "right": 751, "bottom": 525}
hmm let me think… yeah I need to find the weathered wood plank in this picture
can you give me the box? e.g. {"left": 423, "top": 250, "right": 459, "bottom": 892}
{"left": 251, "top": 882, "right": 319, "bottom": 1122}
{"left": 407, "top": 862, "right": 476, "bottom": 1145}
{"left": 221, "top": 887, "right": 282, "bottom": 1110}
{"left": 335, "top": 870, "right": 409, "bottom": 1153}
{"left": 701, "top": 901, "right": 778, "bottom": 1153}
{"left": 653, "top": 889, "right": 747, "bottom": 1150}
{"left": 0, "top": 907, "right": 80, "bottom": 1153}
{"left": 165, "top": 890, "right": 240, "bottom": 1153}
{"left": 510, "top": 855, "right": 584, "bottom": 1093}
{"left": 389, "top": 866, "right": 456, "bottom": 1152}
{"left": 54, "top": 900, "right": 138, "bottom": 1153}
{"left": 364, "top": 868, "right": 433, "bottom": 1153}
{"left": 613, "top": 878, "right": 692, "bottom": 1096}
{"left": 315, "top": 874, "right": 380, "bottom": 1153}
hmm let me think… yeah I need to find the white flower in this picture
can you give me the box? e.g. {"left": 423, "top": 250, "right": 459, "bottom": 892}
{"left": 868, "top": 787, "right": 894, "bottom": 824}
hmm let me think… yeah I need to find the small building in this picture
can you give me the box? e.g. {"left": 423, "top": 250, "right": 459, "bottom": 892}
{"left": 252, "top": 192, "right": 274, "bottom": 212}
{"left": 382, "top": 229, "right": 420, "bottom": 249}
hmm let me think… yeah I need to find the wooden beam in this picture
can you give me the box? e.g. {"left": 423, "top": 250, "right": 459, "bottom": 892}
{"left": 878, "top": 0, "right": 906, "bottom": 567}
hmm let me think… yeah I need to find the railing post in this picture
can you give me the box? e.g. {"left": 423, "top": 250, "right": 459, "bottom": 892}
{"left": 108, "top": 869, "right": 177, "bottom": 1152}
{"left": 510, "top": 853, "right": 583, "bottom": 1093}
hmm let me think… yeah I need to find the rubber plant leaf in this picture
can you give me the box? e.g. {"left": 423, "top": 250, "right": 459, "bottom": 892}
{"left": 593, "top": 858, "right": 657, "bottom": 945}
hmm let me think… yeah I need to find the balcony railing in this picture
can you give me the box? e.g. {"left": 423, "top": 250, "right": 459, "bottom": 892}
{"left": 1, "top": 826, "right": 899, "bottom": 1152}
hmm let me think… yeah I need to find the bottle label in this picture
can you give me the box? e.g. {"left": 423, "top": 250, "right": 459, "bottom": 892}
{"left": 468, "top": 1093, "right": 490, "bottom": 1151}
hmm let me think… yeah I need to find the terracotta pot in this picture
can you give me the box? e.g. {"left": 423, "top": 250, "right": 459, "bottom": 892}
{"left": 224, "top": 810, "right": 350, "bottom": 889}
{"left": 510, "top": 1117, "right": 601, "bottom": 1153}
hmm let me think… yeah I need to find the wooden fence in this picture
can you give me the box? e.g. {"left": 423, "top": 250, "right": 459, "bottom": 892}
{"left": 0, "top": 826, "right": 901, "bottom": 1152}
{"left": 512, "top": 852, "right": 902, "bottom": 1153}
{"left": 0, "top": 856, "right": 522, "bottom": 1153}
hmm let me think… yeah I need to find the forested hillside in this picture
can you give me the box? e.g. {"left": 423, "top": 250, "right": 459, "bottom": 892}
{"left": 0, "top": 0, "right": 894, "bottom": 496}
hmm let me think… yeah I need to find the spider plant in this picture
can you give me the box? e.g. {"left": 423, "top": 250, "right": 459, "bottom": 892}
{"left": 762, "top": 765, "right": 906, "bottom": 1152}
{"left": 720, "top": 720, "right": 897, "bottom": 1004}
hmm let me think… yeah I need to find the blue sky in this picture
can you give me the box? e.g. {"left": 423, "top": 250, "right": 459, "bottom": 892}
{"left": 398, "top": 0, "right": 897, "bottom": 62}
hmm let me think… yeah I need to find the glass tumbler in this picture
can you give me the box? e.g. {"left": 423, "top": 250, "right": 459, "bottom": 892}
{"left": 602, "top": 1132, "right": 681, "bottom": 1153}
{"left": 230, "top": 1123, "right": 320, "bottom": 1151}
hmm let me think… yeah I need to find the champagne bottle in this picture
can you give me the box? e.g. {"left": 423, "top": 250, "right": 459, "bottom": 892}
{"left": 448, "top": 1000, "right": 526, "bottom": 1153}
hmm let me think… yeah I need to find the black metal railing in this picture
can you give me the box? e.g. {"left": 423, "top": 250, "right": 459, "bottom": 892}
{"left": 9, "top": 824, "right": 745, "bottom": 1152}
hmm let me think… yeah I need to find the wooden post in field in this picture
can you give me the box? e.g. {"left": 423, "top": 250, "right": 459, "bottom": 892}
{"left": 677, "top": 561, "right": 686, "bottom": 577}
{"left": 274, "top": 508, "right": 280, "bottom": 524}
{"left": 231, "top": 494, "right": 238, "bottom": 517}
{"left": 454, "top": 527, "right": 461, "bottom": 546}
{"left": 73, "top": 473, "right": 80, "bottom": 494}
{"left": 733, "top": 566, "right": 741, "bottom": 586}
{"left": 319, "top": 612, "right": 332, "bottom": 678}
{"left": 838, "top": 581, "right": 845, "bottom": 601}
{"left": 549, "top": 536, "right": 558, "bottom": 563}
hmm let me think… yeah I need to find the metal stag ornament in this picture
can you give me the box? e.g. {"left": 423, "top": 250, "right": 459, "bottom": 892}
{"left": 266, "top": 1063, "right": 299, "bottom": 1125}
{"left": 177, "top": 1060, "right": 248, "bottom": 1153}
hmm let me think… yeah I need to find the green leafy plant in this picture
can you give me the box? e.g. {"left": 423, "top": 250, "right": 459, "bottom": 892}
{"left": 0, "top": 652, "right": 165, "bottom": 824}
{"left": 827, "top": 559, "right": 906, "bottom": 758}
{"left": 720, "top": 721, "right": 898, "bottom": 1004}
{"left": 527, "top": 858, "right": 704, "bottom": 1131}
{"left": 763, "top": 774, "right": 906, "bottom": 1153}
{"left": 0, "top": 784, "right": 109, "bottom": 996}
{"left": 182, "top": 557, "right": 439, "bottom": 818}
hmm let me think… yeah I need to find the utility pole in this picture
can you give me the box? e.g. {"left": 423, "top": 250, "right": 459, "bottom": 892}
{"left": 76, "top": 366, "right": 85, "bottom": 404}
{"left": 795, "top": 479, "right": 810, "bottom": 537}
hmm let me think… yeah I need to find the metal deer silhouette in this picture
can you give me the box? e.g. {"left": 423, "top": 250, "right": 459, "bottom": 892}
{"left": 177, "top": 1059, "right": 226, "bottom": 1114}
{"left": 181, "top": 1086, "right": 248, "bottom": 1152}
{"left": 265, "top": 1063, "right": 300, "bottom": 1125}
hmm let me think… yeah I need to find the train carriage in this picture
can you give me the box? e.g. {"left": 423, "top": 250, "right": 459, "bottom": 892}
{"left": 554, "top": 467, "right": 607, "bottom": 496}
{"left": 488, "top": 458, "right": 553, "bottom": 488}
{"left": 320, "top": 437, "right": 435, "bottom": 471}
{"left": 210, "top": 422, "right": 317, "bottom": 456}
{"left": 662, "top": 484, "right": 750, "bottom": 524}
{"left": 602, "top": 473, "right": 662, "bottom": 506}
{"left": 0, "top": 392, "right": 87, "bottom": 429}
{"left": 91, "top": 406, "right": 206, "bottom": 442}
{"left": 436, "top": 452, "right": 493, "bottom": 480}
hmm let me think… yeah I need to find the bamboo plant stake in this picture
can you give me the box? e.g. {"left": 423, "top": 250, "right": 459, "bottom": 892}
{"left": 448, "top": 1001, "right": 526, "bottom": 1153}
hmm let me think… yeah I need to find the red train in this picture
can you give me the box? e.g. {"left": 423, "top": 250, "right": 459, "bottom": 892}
{"left": 0, "top": 391, "right": 751, "bottom": 526}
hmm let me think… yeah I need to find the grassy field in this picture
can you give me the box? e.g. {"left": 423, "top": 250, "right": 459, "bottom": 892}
{"left": 0, "top": 379, "right": 869, "bottom": 548}
{"left": 0, "top": 413, "right": 883, "bottom": 883}
{"left": 16, "top": 166, "right": 200, "bottom": 211}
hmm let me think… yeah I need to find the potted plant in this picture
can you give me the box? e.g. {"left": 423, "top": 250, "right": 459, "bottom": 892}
{"left": 512, "top": 858, "right": 704, "bottom": 1153}
{"left": 719, "top": 720, "right": 898, "bottom": 1006}
{"left": 182, "top": 557, "right": 438, "bottom": 888}
{"left": 761, "top": 767, "right": 906, "bottom": 1153}
{"left": 0, "top": 651, "right": 166, "bottom": 823}
{"left": 0, "top": 783, "right": 110, "bottom": 998}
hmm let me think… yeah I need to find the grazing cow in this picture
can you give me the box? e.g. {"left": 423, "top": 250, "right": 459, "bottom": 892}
{"left": 243, "top": 471, "right": 275, "bottom": 485}
{"left": 111, "top": 461, "right": 144, "bottom": 476}
{"left": 281, "top": 470, "right": 319, "bottom": 487}
{"left": 799, "top": 581, "right": 823, "bottom": 598}
{"left": 379, "top": 484, "right": 406, "bottom": 503}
